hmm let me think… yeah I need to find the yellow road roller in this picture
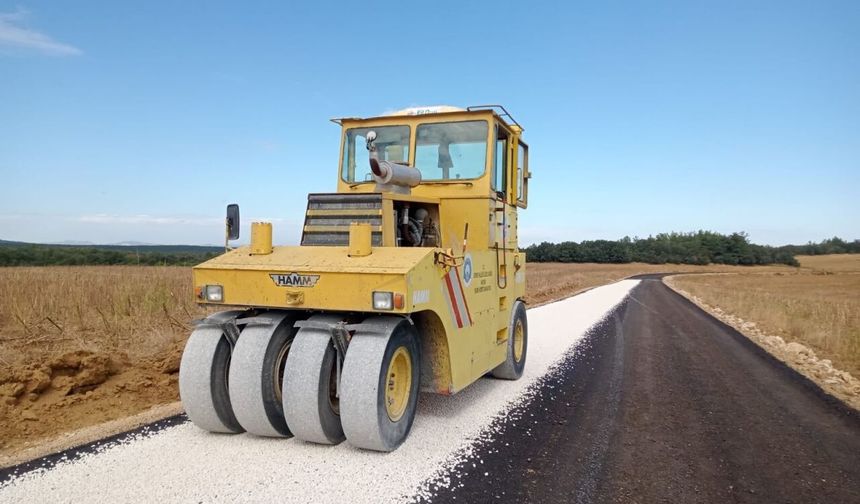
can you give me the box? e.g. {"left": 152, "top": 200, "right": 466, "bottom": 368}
{"left": 179, "top": 105, "right": 531, "bottom": 451}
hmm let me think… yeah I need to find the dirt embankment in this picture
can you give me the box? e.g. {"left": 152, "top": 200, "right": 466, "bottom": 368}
{"left": 0, "top": 266, "right": 204, "bottom": 464}
{"left": 0, "top": 344, "right": 183, "bottom": 461}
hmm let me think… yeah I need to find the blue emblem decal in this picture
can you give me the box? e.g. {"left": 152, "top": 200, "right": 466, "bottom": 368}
{"left": 462, "top": 254, "right": 473, "bottom": 286}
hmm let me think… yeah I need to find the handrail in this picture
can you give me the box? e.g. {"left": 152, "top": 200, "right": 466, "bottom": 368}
{"left": 466, "top": 104, "right": 523, "bottom": 131}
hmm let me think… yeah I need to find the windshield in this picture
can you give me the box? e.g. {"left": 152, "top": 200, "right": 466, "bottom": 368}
{"left": 341, "top": 125, "right": 410, "bottom": 183}
{"left": 415, "top": 120, "right": 488, "bottom": 181}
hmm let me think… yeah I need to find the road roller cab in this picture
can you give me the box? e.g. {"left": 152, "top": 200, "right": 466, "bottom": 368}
{"left": 179, "top": 105, "right": 531, "bottom": 451}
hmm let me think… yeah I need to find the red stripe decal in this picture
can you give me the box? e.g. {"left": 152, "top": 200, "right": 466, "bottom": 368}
{"left": 453, "top": 266, "right": 473, "bottom": 325}
{"left": 444, "top": 271, "right": 464, "bottom": 328}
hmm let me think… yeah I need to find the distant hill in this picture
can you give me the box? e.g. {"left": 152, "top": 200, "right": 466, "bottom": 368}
{"left": 109, "top": 241, "right": 151, "bottom": 246}
{"left": 53, "top": 240, "right": 97, "bottom": 246}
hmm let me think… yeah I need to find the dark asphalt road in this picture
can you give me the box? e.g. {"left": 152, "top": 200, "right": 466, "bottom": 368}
{"left": 424, "top": 277, "right": 860, "bottom": 504}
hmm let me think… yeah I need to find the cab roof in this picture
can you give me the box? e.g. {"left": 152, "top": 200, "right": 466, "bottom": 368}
{"left": 332, "top": 104, "right": 523, "bottom": 132}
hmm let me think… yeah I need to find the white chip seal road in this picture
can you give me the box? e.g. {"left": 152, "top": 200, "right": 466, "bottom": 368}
{"left": 0, "top": 280, "right": 639, "bottom": 504}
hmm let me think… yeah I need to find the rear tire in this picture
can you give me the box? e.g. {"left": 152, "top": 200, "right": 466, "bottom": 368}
{"left": 228, "top": 312, "right": 299, "bottom": 437}
{"left": 179, "top": 319, "right": 244, "bottom": 434}
{"left": 282, "top": 314, "right": 346, "bottom": 445}
{"left": 492, "top": 300, "right": 528, "bottom": 380}
{"left": 341, "top": 317, "right": 420, "bottom": 452}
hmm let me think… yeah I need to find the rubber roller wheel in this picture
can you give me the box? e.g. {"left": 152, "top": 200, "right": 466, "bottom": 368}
{"left": 282, "top": 314, "right": 345, "bottom": 445}
{"left": 341, "top": 316, "right": 420, "bottom": 452}
{"left": 179, "top": 314, "right": 245, "bottom": 434}
{"left": 228, "top": 312, "right": 299, "bottom": 437}
{"left": 492, "top": 300, "right": 528, "bottom": 380}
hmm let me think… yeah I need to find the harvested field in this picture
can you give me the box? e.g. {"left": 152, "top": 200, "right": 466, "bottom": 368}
{"left": 0, "top": 266, "right": 207, "bottom": 366}
{"left": 793, "top": 253, "right": 860, "bottom": 273}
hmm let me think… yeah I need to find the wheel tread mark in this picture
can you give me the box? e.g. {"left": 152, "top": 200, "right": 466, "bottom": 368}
{"left": 574, "top": 306, "right": 626, "bottom": 504}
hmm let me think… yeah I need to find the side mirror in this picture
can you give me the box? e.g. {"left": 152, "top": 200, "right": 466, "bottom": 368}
{"left": 226, "top": 204, "right": 240, "bottom": 241}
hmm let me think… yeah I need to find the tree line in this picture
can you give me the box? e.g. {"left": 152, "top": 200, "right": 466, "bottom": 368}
{"left": 523, "top": 232, "right": 858, "bottom": 267}
{"left": 0, "top": 244, "right": 219, "bottom": 266}
{"left": 777, "top": 237, "right": 860, "bottom": 256}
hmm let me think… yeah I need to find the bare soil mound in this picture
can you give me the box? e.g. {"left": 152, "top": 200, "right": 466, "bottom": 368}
{"left": 0, "top": 346, "right": 182, "bottom": 456}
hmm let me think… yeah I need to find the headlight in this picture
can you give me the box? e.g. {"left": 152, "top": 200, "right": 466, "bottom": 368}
{"left": 372, "top": 291, "right": 393, "bottom": 310}
{"left": 204, "top": 285, "right": 224, "bottom": 302}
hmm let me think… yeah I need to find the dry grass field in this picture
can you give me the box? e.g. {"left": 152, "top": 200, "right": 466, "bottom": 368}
{"left": 2, "top": 257, "right": 855, "bottom": 460}
{"left": 792, "top": 253, "right": 860, "bottom": 272}
{"left": 671, "top": 255, "right": 860, "bottom": 377}
{"left": 0, "top": 266, "right": 207, "bottom": 368}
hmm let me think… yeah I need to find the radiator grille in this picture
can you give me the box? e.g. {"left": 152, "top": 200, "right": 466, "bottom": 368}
{"left": 301, "top": 193, "right": 383, "bottom": 246}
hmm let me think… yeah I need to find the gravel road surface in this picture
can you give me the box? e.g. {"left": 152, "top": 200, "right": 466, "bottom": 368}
{"left": 0, "top": 281, "right": 639, "bottom": 503}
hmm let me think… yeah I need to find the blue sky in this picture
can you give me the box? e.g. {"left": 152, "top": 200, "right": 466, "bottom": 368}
{"left": 1, "top": 0, "right": 858, "bottom": 246}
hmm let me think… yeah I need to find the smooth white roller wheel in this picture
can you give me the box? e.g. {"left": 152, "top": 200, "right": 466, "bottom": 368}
{"left": 228, "top": 312, "right": 298, "bottom": 437}
{"left": 341, "top": 316, "right": 420, "bottom": 452}
{"left": 282, "top": 314, "right": 345, "bottom": 445}
{"left": 179, "top": 315, "right": 244, "bottom": 433}
{"left": 492, "top": 300, "right": 528, "bottom": 380}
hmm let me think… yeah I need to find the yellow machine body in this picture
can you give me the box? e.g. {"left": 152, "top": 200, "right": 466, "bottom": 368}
{"left": 193, "top": 106, "right": 530, "bottom": 395}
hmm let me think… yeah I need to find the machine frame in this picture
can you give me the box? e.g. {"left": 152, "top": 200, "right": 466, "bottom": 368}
{"left": 181, "top": 105, "right": 532, "bottom": 451}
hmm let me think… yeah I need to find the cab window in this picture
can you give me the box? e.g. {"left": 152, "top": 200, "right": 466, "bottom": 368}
{"left": 493, "top": 125, "right": 509, "bottom": 196}
{"left": 517, "top": 142, "right": 527, "bottom": 202}
{"left": 414, "top": 120, "right": 488, "bottom": 180}
{"left": 341, "top": 125, "right": 410, "bottom": 183}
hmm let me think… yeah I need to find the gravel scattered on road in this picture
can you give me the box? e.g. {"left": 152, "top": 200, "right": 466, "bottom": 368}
{"left": 0, "top": 280, "right": 639, "bottom": 503}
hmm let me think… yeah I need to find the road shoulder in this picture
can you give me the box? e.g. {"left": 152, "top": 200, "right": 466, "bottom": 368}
{"left": 0, "top": 402, "right": 182, "bottom": 471}
{"left": 663, "top": 274, "right": 860, "bottom": 411}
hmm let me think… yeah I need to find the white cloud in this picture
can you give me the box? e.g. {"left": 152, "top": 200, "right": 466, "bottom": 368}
{"left": 253, "top": 139, "right": 282, "bottom": 152}
{"left": 0, "top": 9, "right": 81, "bottom": 56}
